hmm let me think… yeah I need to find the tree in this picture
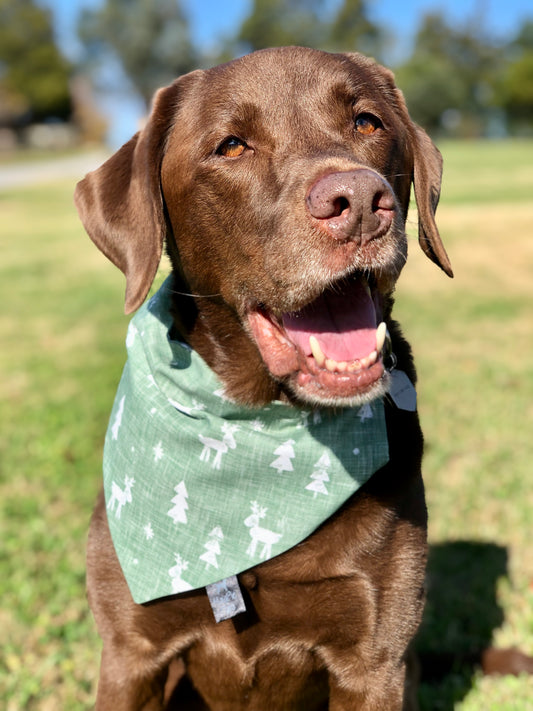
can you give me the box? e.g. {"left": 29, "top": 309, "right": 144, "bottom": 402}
{"left": 199, "top": 527, "right": 224, "bottom": 569}
{"left": 509, "top": 19, "right": 533, "bottom": 52}
{"left": 78, "top": 0, "right": 197, "bottom": 108}
{"left": 270, "top": 440, "right": 296, "bottom": 474}
{"left": 394, "top": 53, "right": 468, "bottom": 133}
{"left": 496, "top": 21, "right": 533, "bottom": 132}
{"left": 305, "top": 452, "right": 331, "bottom": 497}
{"left": 394, "top": 12, "right": 501, "bottom": 136}
{"left": 0, "top": 0, "right": 72, "bottom": 126}
{"left": 167, "top": 481, "right": 189, "bottom": 525}
{"left": 234, "top": 0, "right": 382, "bottom": 59}
{"left": 236, "top": 0, "right": 326, "bottom": 53}
{"left": 325, "top": 0, "right": 383, "bottom": 57}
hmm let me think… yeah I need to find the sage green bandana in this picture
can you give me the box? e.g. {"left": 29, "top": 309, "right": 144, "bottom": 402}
{"left": 103, "top": 277, "right": 389, "bottom": 605}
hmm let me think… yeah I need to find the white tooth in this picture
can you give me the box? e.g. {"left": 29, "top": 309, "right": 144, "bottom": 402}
{"left": 348, "top": 360, "right": 361, "bottom": 372}
{"left": 309, "top": 336, "right": 326, "bottom": 367}
{"left": 337, "top": 361, "right": 348, "bottom": 372}
{"left": 376, "top": 322, "right": 387, "bottom": 353}
{"left": 367, "top": 350, "right": 378, "bottom": 365}
{"left": 360, "top": 351, "right": 377, "bottom": 369}
{"left": 325, "top": 358, "right": 337, "bottom": 372}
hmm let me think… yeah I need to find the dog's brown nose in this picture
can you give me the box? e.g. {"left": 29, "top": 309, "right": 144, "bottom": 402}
{"left": 306, "top": 169, "right": 395, "bottom": 242}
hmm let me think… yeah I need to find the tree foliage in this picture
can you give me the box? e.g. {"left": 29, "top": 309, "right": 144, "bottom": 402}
{"left": 394, "top": 13, "right": 502, "bottom": 136}
{"left": 2, "top": 0, "right": 531, "bottom": 136}
{"left": 0, "top": 0, "right": 72, "bottom": 125}
{"left": 497, "top": 21, "right": 533, "bottom": 130}
{"left": 73, "top": 0, "right": 533, "bottom": 136}
{"left": 236, "top": 0, "right": 326, "bottom": 51}
{"left": 325, "top": 0, "right": 383, "bottom": 57}
{"left": 235, "top": 0, "right": 382, "bottom": 58}
{"left": 78, "top": 0, "right": 197, "bottom": 107}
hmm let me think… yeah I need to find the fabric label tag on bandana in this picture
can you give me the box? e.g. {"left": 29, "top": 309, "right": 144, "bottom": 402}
{"left": 102, "top": 277, "right": 390, "bottom": 606}
{"left": 205, "top": 576, "right": 247, "bottom": 622}
{"left": 389, "top": 370, "right": 417, "bottom": 411}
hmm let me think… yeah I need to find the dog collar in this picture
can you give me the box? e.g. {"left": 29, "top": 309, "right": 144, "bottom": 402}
{"left": 103, "top": 277, "right": 390, "bottom": 605}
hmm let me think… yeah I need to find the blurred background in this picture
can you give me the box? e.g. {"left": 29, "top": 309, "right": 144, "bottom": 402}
{"left": 1, "top": 0, "right": 533, "bottom": 149}
{"left": 1, "top": 1, "right": 532, "bottom": 710}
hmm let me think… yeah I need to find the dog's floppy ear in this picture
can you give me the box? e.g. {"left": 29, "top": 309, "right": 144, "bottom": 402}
{"left": 75, "top": 72, "right": 201, "bottom": 313}
{"left": 411, "top": 125, "right": 453, "bottom": 277}
{"left": 345, "top": 53, "right": 453, "bottom": 278}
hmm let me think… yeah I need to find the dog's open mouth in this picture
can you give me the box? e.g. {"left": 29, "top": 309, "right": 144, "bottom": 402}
{"left": 247, "top": 276, "right": 390, "bottom": 404}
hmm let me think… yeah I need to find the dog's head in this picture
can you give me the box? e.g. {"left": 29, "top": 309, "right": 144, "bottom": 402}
{"left": 75, "top": 47, "right": 451, "bottom": 408}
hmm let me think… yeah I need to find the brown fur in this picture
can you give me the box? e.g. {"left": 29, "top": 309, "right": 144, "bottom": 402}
{"left": 76, "top": 47, "right": 453, "bottom": 710}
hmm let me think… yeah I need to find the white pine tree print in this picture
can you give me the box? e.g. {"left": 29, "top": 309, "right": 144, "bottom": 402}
{"left": 167, "top": 481, "right": 189, "bottom": 524}
{"left": 143, "top": 522, "right": 154, "bottom": 540}
{"left": 305, "top": 452, "right": 331, "bottom": 497}
{"left": 270, "top": 439, "right": 296, "bottom": 474}
{"left": 199, "top": 527, "right": 224, "bottom": 570}
{"left": 358, "top": 403, "right": 373, "bottom": 421}
{"left": 315, "top": 452, "right": 331, "bottom": 469}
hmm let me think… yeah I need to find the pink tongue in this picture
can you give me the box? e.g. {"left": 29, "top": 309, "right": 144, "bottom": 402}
{"left": 282, "top": 281, "right": 377, "bottom": 361}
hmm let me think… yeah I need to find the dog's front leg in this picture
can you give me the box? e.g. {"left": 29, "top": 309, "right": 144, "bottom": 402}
{"left": 88, "top": 497, "right": 179, "bottom": 711}
{"left": 94, "top": 645, "right": 169, "bottom": 711}
{"left": 327, "top": 666, "right": 407, "bottom": 711}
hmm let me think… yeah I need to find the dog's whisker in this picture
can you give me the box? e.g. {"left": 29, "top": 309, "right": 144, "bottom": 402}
{"left": 384, "top": 173, "right": 412, "bottom": 180}
{"left": 169, "top": 289, "right": 222, "bottom": 299}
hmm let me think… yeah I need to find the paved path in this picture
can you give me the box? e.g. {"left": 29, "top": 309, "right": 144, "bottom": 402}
{"left": 0, "top": 150, "right": 110, "bottom": 191}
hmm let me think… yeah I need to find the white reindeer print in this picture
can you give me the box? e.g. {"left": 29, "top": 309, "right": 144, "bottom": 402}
{"left": 168, "top": 553, "right": 193, "bottom": 593}
{"left": 244, "top": 501, "right": 283, "bottom": 560}
{"left": 107, "top": 475, "right": 135, "bottom": 519}
{"left": 198, "top": 423, "right": 239, "bottom": 470}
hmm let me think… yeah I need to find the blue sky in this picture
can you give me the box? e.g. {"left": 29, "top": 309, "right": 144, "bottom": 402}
{"left": 38, "top": 0, "right": 533, "bottom": 145}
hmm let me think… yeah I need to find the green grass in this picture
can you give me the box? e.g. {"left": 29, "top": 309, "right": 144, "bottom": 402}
{"left": 438, "top": 139, "right": 533, "bottom": 204}
{"left": 0, "top": 147, "right": 87, "bottom": 166}
{"left": 398, "top": 139, "right": 533, "bottom": 709}
{"left": 0, "top": 181, "right": 126, "bottom": 709}
{"left": 1, "top": 141, "right": 532, "bottom": 709}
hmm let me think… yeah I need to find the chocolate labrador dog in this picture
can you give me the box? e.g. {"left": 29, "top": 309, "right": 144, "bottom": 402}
{"left": 76, "top": 47, "right": 453, "bottom": 710}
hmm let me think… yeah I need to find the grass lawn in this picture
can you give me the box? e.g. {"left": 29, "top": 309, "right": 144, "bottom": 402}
{"left": 1, "top": 140, "right": 532, "bottom": 709}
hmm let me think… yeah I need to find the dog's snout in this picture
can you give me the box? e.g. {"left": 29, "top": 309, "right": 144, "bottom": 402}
{"left": 306, "top": 169, "right": 395, "bottom": 243}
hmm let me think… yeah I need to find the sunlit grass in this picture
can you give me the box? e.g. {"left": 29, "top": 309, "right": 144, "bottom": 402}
{"left": 398, "top": 139, "right": 533, "bottom": 710}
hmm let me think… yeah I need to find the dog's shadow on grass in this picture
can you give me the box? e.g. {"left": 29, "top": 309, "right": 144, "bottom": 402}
{"left": 415, "top": 540, "right": 508, "bottom": 710}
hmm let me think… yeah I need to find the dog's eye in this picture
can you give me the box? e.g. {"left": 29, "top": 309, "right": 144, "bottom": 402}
{"left": 217, "top": 137, "right": 247, "bottom": 158}
{"left": 355, "top": 113, "right": 382, "bottom": 135}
